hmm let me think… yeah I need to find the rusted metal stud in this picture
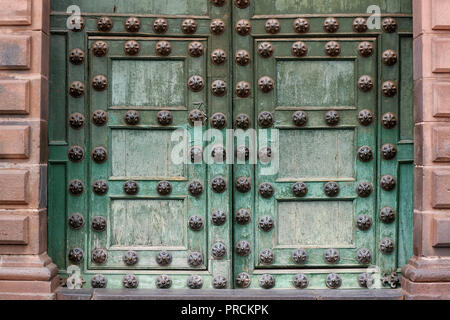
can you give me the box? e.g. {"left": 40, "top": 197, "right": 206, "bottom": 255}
{"left": 97, "top": 16, "right": 113, "bottom": 32}
{"left": 380, "top": 175, "right": 396, "bottom": 191}
{"left": 69, "top": 81, "right": 84, "bottom": 98}
{"left": 156, "top": 41, "right": 171, "bottom": 56}
{"left": 211, "top": 177, "right": 227, "bottom": 193}
{"left": 258, "top": 111, "right": 274, "bottom": 128}
{"left": 324, "top": 248, "right": 340, "bottom": 264}
{"left": 124, "top": 110, "right": 140, "bottom": 125}
{"left": 257, "top": 42, "right": 273, "bottom": 58}
{"left": 123, "top": 251, "right": 139, "bottom": 266}
{"left": 234, "top": 0, "right": 250, "bottom": 9}
{"left": 259, "top": 274, "right": 275, "bottom": 289}
{"left": 258, "top": 182, "right": 274, "bottom": 198}
{"left": 259, "top": 249, "right": 274, "bottom": 264}
{"left": 357, "top": 146, "right": 373, "bottom": 162}
{"left": 213, "top": 275, "right": 228, "bottom": 289}
{"left": 325, "top": 110, "right": 340, "bottom": 126}
{"left": 188, "top": 109, "right": 205, "bottom": 126}
{"left": 69, "top": 113, "right": 85, "bottom": 129}
{"left": 190, "top": 146, "right": 203, "bottom": 163}
{"left": 211, "top": 0, "right": 226, "bottom": 6}
{"left": 92, "top": 147, "right": 107, "bottom": 163}
{"left": 188, "top": 41, "right": 204, "bottom": 57}
{"left": 258, "top": 216, "right": 274, "bottom": 232}
{"left": 236, "top": 81, "right": 251, "bottom": 98}
{"left": 188, "top": 181, "right": 204, "bottom": 197}
{"left": 353, "top": 17, "right": 368, "bottom": 32}
{"left": 236, "top": 145, "right": 250, "bottom": 163}
{"left": 211, "top": 145, "right": 226, "bottom": 161}
{"left": 380, "top": 207, "right": 396, "bottom": 224}
{"left": 123, "top": 274, "right": 138, "bottom": 288}
{"left": 124, "top": 40, "right": 140, "bottom": 56}
{"left": 356, "top": 182, "right": 373, "bottom": 197}
{"left": 235, "top": 177, "right": 251, "bottom": 193}
{"left": 292, "top": 249, "right": 308, "bottom": 264}
{"left": 381, "top": 143, "right": 397, "bottom": 160}
{"left": 69, "top": 48, "right": 85, "bottom": 65}
{"left": 125, "top": 17, "right": 141, "bottom": 32}
{"left": 358, "top": 75, "right": 374, "bottom": 92}
{"left": 68, "top": 213, "right": 85, "bottom": 230}
{"left": 235, "top": 240, "right": 251, "bottom": 256}
{"left": 356, "top": 214, "right": 373, "bottom": 231}
{"left": 210, "top": 19, "right": 226, "bottom": 35}
{"left": 236, "top": 272, "right": 251, "bottom": 288}
{"left": 211, "top": 210, "right": 227, "bottom": 226}
{"left": 292, "top": 111, "right": 308, "bottom": 127}
{"left": 358, "top": 41, "right": 374, "bottom": 57}
{"left": 292, "top": 182, "right": 308, "bottom": 197}
{"left": 358, "top": 273, "right": 374, "bottom": 288}
{"left": 382, "top": 112, "right": 397, "bottom": 129}
{"left": 265, "top": 19, "right": 280, "bottom": 34}
{"left": 92, "top": 110, "right": 108, "bottom": 126}
{"left": 235, "top": 50, "right": 250, "bottom": 66}
{"left": 258, "top": 76, "right": 274, "bottom": 93}
{"left": 124, "top": 180, "right": 139, "bottom": 195}
{"left": 92, "top": 180, "right": 108, "bottom": 195}
{"left": 211, "top": 49, "right": 227, "bottom": 65}
{"left": 156, "top": 275, "right": 172, "bottom": 289}
{"left": 188, "top": 252, "right": 204, "bottom": 267}
{"left": 188, "top": 215, "right": 204, "bottom": 231}
{"left": 68, "top": 180, "right": 84, "bottom": 195}
{"left": 325, "top": 41, "right": 341, "bottom": 57}
{"left": 293, "top": 274, "right": 309, "bottom": 289}
{"left": 157, "top": 110, "right": 173, "bottom": 126}
{"left": 258, "top": 147, "right": 272, "bottom": 163}
{"left": 188, "top": 75, "right": 205, "bottom": 92}
{"left": 92, "top": 41, "right": 108, "bottom": 57}
{"left": 324, "top": 181, "right": 340, "bottom": 197}
{"left": 236, "top": 208, "right": 251, "bottom": 225}
{"left": 211, "top": 243, "right": 227, "bottom": 260}
{"left": 323, "top": 17, "right": 339, "bottom": 33}
{"left": 182, "top": 19, "right": 198, "bottom": 34}
{"left": 153, "top": 18, "right": 168, "bottom": 34}
{"left": 156, "top": 251, "right": 172, "bottom": 266}
{"left": 68, "top": 146, "right": 84, "bottom": 162}
{"left": 91, "top": 248, "right": 107, "bottom": 264}
{"left": 157, "top": 181, "right": 172, "bottom": 196}
{"left": 211, "top": 80, "right": 227, "bottom": 96}
{"left": 382, "top": 17, "right": 398, "bottom": 33}
{"left": 68, "top": 248, "right": 84, "bottom": 264}
{"left": 379, "top": 238, "right": 395, "bottom": 254}
{"left": 382, "top": 81, "right": 398, "bottom": 97}
{"left": 382, "top": 50, "right": 398, "bottom": 66}
{"left": 326, "top": 273, "right": 342, "bottom": 289}
{"left": 292, "top": 41, "right": 308, "bottom": 57}
{"left": 187, "top": 275, "right": 203, "bottom": 289}
{"left": 358, "top": 109, "right": 374, "bottom": 126}
{"left": 92, "top": 75, "right": 108, "bottom": 91}
{"left": 356, "top": 248, "right": 372, "bottom": 264}
{"left": 68, "top": 16, "right": 85, "bottom": 32}
{"left": 91, "top": 274, "right": 107, "bottom": 288}
{"left": 236, "top": 19, "right": 251, "bottom": 35}
{"left": 235, "top": 113, "right": 250, "bottom": 130}
{"left": 91, "top": 216, "right": 107, "bottom": 232}
{"left": 293, "top": 18, "right": 310, "bottom": 33}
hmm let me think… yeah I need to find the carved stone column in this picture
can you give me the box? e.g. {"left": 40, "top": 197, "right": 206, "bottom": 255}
{"left": 402, "top": 0, "right": 450, "bottom": 299}
{"left": 0, "top": 0, "right": 58, "bottom": 299}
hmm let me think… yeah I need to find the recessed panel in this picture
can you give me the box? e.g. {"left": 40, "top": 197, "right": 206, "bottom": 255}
{"left": 110, "top": 199, "right": 186, "bottom": 248}
{"left": 111, "top": 60, "right": 185, "bottom": 108}
{"left": 278, "top": 129, "right": 355, "bottom": 180}
{"left": 277, "top": 201, "right": 354, "bottom": 248}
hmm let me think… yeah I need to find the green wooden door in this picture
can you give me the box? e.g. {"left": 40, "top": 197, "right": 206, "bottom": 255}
{"left": 48, "top": 0, "right": 414, "bottom": 290}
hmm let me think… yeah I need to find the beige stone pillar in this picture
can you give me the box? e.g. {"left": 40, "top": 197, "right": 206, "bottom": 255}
{"left": 402, "top": 0, "right": 450, "bottom": 299}
{"left": 0, "top": 0, "right": 58, "bottom": 299}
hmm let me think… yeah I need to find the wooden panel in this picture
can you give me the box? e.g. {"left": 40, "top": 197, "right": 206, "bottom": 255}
{"left": 111, "top": 60, "right": 185, "bottom": 108}
{"left": 110, "top": 199, "right": 185, "bottom": 248}
{"left": 277, "top": 201, "right": 354, "bottom": 247}
{"left": 400, "top": 36, "right": 414, "bottom": 141}
{"left": 278, "top": 129, "right": 355, "bottom": 180}
{"left": 398, "top": 163, "right": 414, "bottom": 266}
{"left": 111, "top": 129, "right": 185, "bottom": 178}
{"left": 277, "top": 60, "right": 355, "bottom": 107}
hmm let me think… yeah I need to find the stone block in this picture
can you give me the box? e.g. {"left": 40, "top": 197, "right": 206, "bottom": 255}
{"left": 0, "top": 215, "right": 29, "bottom": 244}
{"left": 0, "top": 125, "right": 30, "bottom": 159}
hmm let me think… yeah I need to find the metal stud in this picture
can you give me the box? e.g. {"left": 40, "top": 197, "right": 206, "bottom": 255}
{"left": 382, "top": 17, "right": 398, "bottom": 33}
{"left": 381, "top": 143, "right": 397, "bottom": 160}
{"left": 353, "top": 17, "right": 368, "bottom": 33}
{"left": 211, "top": 243, "right": 227, "bottom": 259}
{"left": 325, "top": 110, "right": 340, "bottom": 126}
{"left": 235, "top": 113, "right": 250, "bottom": 130}
{"left": 379, "top": 238, "right": 395, "bottom": 254}
{"left": 324, "top": 181, "right": 339, "bottom": 197}
{"left": 383, "top": 50, "right": 398, "bottom": 66}
{"left": 182, "top": 19, "right": 198, "bottom": 34}
{"left": 188, "top": 41, "right": 204, "bottom": 57}
{"left": 187, "top": 275, "right": 203, "bottom": 289}
{"left": 265, "top": 19, "right": 280, "bottom": 34}
{"left": 382, "top": 81, "right": 398, "bottom": 97}
{"left": 188, "top": 109, "right": 205, "bottom": 126}
{"left": 91, "top": 216, "right": 107, "bottom": 232}
{"left": 356, "top": 248, "right": 372, "bottom": 264}
{"left": 236, "top": 81, "right": 251, "bottom": 98}
{"left": 97, "top": 16, "right": 113, "bottom": 32}
{"left": 380, "top": 207, "right": 396, "bottom": 224}
{"left": 188, "top": 181, "right": 204, "bottom": 197}
{"left": 235, "top": 176, "right": 251, "bottom": 193}
{"left": 211, "top": 49, "right": 226, "bottom": 65}
{"left": 123, "top": 251, "right": 139, "bottom": 266}
{"left": 188, "top": 252, "right": 203, "bottom": 267}
{"left": 91, "top": 248, "right": 107, "bottom": 264}
{"left": 92, "top": 110, "right": 108, "bottom": 126}
{"left": 124, "top": 110, "right": 140, "bottom": 125}
{"left": 236, "top": 145, "right": 250, "bottom": 162}
{"left": 259, "top": 274, "right": 275, "bottom": 289}
{"left": 358, "top": 109, "right": 374, "bottom": 126}
{"left": 210, "top": 19, "right": 226, "bottom": 35}
{"left": 211, "top": 112, "right": 227, "bottom": 129}
{"left": 324, "top": 248, "right": 340, "bottom": 264}
{"left": 293, "top": 18, "right": 310, "bottom": 33}
{"left": 69, "top": 81, "right": 84, "bottom": 98}
{"left": 157, "top": 110, "right": 173, "bottom": 126}
{"left": 188, "top": 75, "right": 205, "bottom": 92}
{"left": 358, "top": 273, "right": 374, "bottom": 288}
{"left": 153, "top": 18, "right": 168, "bottom": 34}
{"left": 236, "top": 272, "right": 251, "bottom": 288}
{"left": 357, "top": 182, "right": 373, "bottom": 197}
{"left": 92, "top": 75, "right": 108, "bottom": 91}
{"left": 91, "top": 274, "right": 107, "bottom": 288}
{"left": 68, "top": 180, "right": 84, "bottom": 195}
{"left": 236, "top": 209, "right": 251, "bottom": 225}
{"left": 258, "top": 77, "right": 274, "bottom": 93}
{"left": 92, "top": 41, "right": 108, "bottom": 57}
{"left": 356, "top": 214, "right": 373, "bottom": 231}
{"left": 358, "top": 75, "right": 374, "bottom": 92}
{"left": 68, "top": 213, "right": 85, "bottom": 230}
{"left": 156, "top": 251, "right": 172, "bottom": 266}
{"left": 157, "top": 181, "right": 172, "bottom": 196}
{"left": 358, "top": 41, "right": 374, "bottom": 57}
{"left": 69, "top": 48, "right": 85, "bottom": 65}
{"left": 259, "top": 216, "right": 274, "bottom": 232}
{"left": 235, "top": 50, "right": 250, "bottom": 66}
{"left": 380, "top": 175, "right": 396, "bottom": 191}
{"left": 258, "top": 147, "right": 272, "bottom": 164}
{"left": 382, "top": 112, "right": 397, "bottom": 129}
{"left": 123, "top": 274, "right": 138, "bottom": 289}
{"left": 68, "top": 248, "right": 84, "bottom": 264}
{"left": 211, "top": 0, "right": 226, "bottom": 6}
{"left": 323, "top": 17, "right": 339, "bottom": 33}
{"left": 257, "top": 42, "right": 273, "bottom": 58}
{"left": 92, "top": 180, "right": 108, "bottom": 195}
{"left": 123, "top": 180, "right": 139, "bottom": 195}
{"left": 211, "top": 177, "right": 227, "bottom": 193}
{"left": 236, "top": 19, "right": 251, "bottom": 36}
{"left": 68, "top": 146, "right": 84, "bottom": 162}
{"left": 235, "top": 240, "right": 251, "bottom": 256}
{"left": 69, "top": 113, "right": 85, "bottom": 130}
{"left": 211, "top": 80, "right": 227, "bottom": 96}
{"left": 234, "top": 0, "right": 250, "bottom": 9}
{"left": 155, "top": 41, "right": 171, "bottom": 56}
{"left": 188, "top": 215, "right": 204, "bottom": 231}
{"left": 357, "top": 146, "right": 373, "bottom": 162}
{"left": 293, "top": 274, "right": 309, "bottom": 289}
{"left": 190, "top": 146, "right": 203, "bottom": 163}
{"left": 382, "top": 272, "right": 400, "bottom": 288}
{"left": 211, "top": 210, "right": 227, "bottom": 226}
{"left": 292, "top": 182, "right": 308, "bottom": 197}
{"left": 213, "top": 275, "right": 228, "bottom": 289}
{"left": 292, "top": 41, "right": 308, "bottom": 57}
{"left": 258, "top": 182, "right": 274, "bottom": 198}
{"left": 292, "top": 249, "right": 308, "bottom": 264}
{"left": 326, "top": 273, "right": 342, "bottom": 289}
{"left": 258, "top": 111, "right": 274, "bottom": 128}
{"left": 125, "top": 17, "right": 140, "bottom": 32}
{"left": 211, "top": 145, "right": 226, "bottom": 161}
{"left": 92, "top": 147, "right": 107, "bottom": 163}
{"left": 68, "top": 16, "right": 85, "bottom": 32}
{"left": 325, "top": 41, "right": 341, "bottom": 57}
{"left": 259, "top": 249, "right": 274, "bottom": 265}
{"left": 124, "top": 40, "right": 140, "bottom": 55}
{"left": 156, "top": 275, "right": 172, "bottom": 289}
{"left": 292, "top": 111, "right": 308, "bottom": 127}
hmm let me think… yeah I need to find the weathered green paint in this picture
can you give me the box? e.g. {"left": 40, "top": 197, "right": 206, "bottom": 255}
{"left": 48, "top": 0, "right": 414, "bottom": 290}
